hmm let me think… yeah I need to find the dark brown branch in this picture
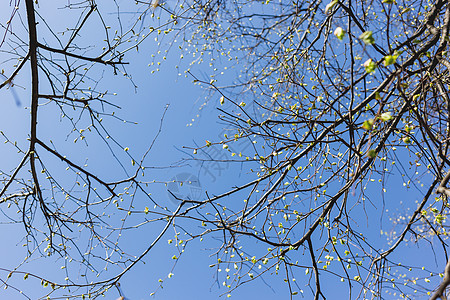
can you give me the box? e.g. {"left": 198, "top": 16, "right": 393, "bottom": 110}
{"left": 37, "top": 42, "right": 127, "bottom": 65}
{"left": 35, "top": 139, "right": 117, "bottom": 197}
{"left": 432, "top": 169, "right": 450, "bottom": 300}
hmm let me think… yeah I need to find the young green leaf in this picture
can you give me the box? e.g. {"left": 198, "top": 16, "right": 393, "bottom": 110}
{"left": 363, "top": 59, "right": 377, "bottom": 73}
{"left": 325, "top": 0, "right": 339, "bottom": 14}
{"left": 334, "top": 27, "right": 346, "bottom": 40}
{"left": 362, "top": 119, "right": 374, "bottom": 130}
{"left": 367, "top": 149, "right": 377, "bottom": 158}
{"left": 380, "top": 112, "right": 393, "bottom": 122}
{"left": 359, "top": 31, "right": 375, "bottom": 45}
{"left": 384, "top": 55, "right": 396, "bottom": 66}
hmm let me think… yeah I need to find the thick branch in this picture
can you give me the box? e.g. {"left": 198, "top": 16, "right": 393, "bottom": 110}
{"left": 432, "top": 169, "right": 450, "bottom": 299}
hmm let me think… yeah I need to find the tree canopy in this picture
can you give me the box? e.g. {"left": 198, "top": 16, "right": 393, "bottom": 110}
{"left": 1, "top": 0, "right": 450, "bottom": 299}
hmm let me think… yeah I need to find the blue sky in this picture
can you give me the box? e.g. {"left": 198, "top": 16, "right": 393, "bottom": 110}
{"left": 0, "top": 1, "right": 448, "bottom": 300}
